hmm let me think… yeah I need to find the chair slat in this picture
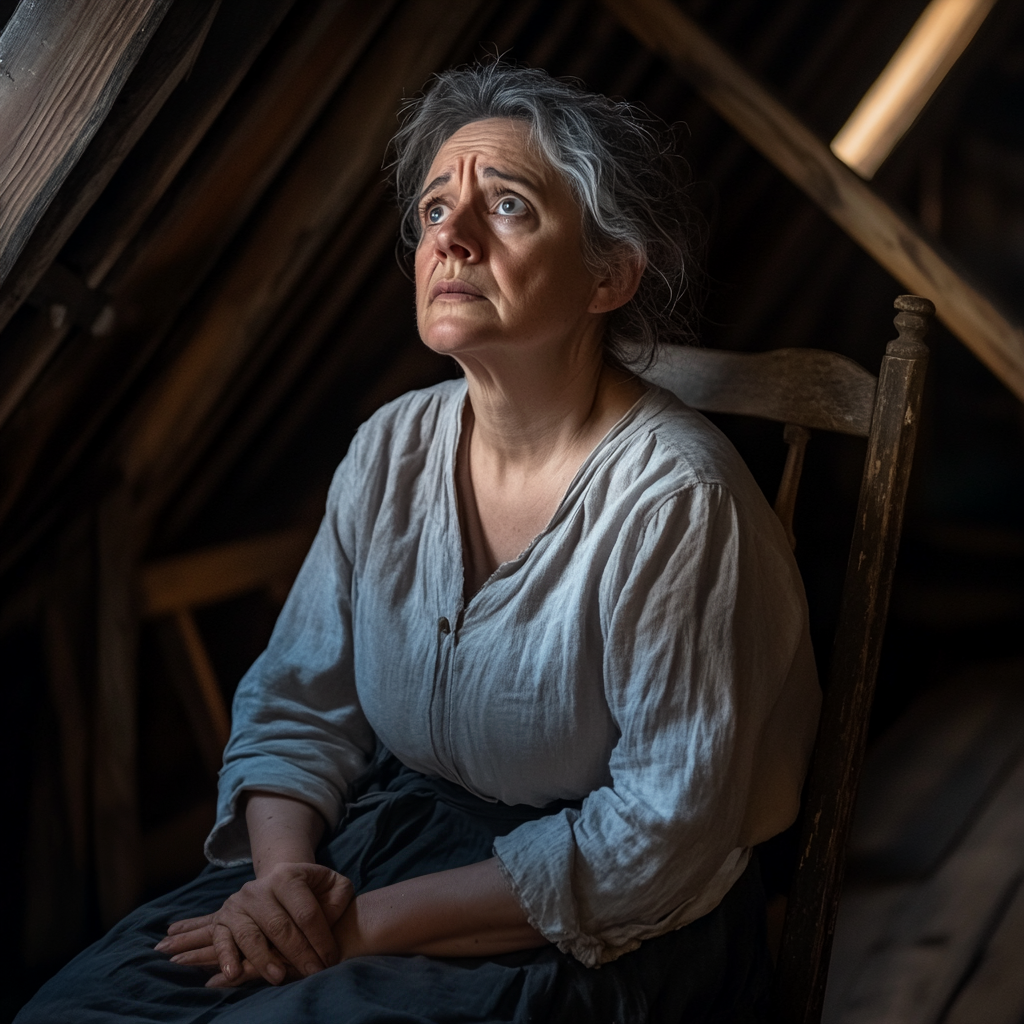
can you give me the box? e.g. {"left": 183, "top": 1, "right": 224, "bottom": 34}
{"left": 640, "top": 345, "right": 878, "bottom": 437}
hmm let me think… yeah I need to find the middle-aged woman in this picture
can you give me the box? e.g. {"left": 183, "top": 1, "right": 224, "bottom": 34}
{"left": 16, "top": 63, "right": 820, "bottom": 1024}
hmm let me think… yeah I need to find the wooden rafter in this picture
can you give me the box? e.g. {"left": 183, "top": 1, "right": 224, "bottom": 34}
{"left": 604, "top": 0, "right": 1024, "bottom": 403}
{"left": 0, "top": 0, "right": 174, "bottom": 290}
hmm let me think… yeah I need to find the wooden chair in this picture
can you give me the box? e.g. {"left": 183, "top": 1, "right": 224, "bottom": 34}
{"left": 642, "top": 294, "right": 934, "bottom": 1024}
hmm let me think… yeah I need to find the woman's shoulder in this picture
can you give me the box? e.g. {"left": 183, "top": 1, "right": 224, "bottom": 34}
{"left": 614, "top": 384, "right": 763, "bottom": 501}
{"left": 353, "top": 378, "right": 465, "bottom": 446}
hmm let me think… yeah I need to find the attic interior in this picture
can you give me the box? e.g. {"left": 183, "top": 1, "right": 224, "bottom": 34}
{"left": 1, "top": 0, "right": 1023, "bottom": 1020}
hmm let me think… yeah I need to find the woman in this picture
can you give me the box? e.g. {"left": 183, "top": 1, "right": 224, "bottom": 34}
{"left": 17, "top": 63, "right": 820, "bottom": 1023}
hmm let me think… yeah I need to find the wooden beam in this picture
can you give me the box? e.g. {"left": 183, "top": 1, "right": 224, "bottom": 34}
{"left": 0, "top": 0, "right": 174, "bottom": 288}
{"left": 0, "top": 0, "right": 222, "bottom": 434}
{"left": 154, "top": 610, "right": 230, "bottom": 779}
{"left": 123, "top": 0, "right": 494, "bottom": 498}
{"left": 139, "top": 527, "right": 314, "bottom": 616}
{"left": 93, "top": 484, "right": 142, "bottom": 928}
{"left": 64, "top": 0, "right": 300, "bottom": 290}
{"left": 603, "top": 0, "right": 1024, "bottom": 403}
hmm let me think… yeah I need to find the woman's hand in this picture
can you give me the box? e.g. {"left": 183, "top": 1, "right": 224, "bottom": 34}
{"left": 157, "top": 862, "right": 354, "bottom": 986}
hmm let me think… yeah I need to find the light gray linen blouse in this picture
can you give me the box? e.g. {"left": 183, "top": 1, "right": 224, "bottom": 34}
{"left": 206, "top": 378, "right": 821, "bottom": 967}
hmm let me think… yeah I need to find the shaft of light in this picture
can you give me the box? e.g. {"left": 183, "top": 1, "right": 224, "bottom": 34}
{"left": 831, "top": 0, "right": 997, "bottom": 179}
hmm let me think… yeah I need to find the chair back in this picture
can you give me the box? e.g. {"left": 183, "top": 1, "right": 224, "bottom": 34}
{"left": 640, "top": 294, "right": 934, "bottom": 1024}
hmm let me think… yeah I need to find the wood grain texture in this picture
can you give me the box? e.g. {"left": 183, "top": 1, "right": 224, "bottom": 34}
{"left": 122, "top": 0, "right": 492, "bottom": 497}
{"left": 825, "top": 754, "right": 1024, "bottom": 1024}
{"left": 604, "top": 0, "right": 1024, "bottom": 402}
{"left": 641, "top": 344, "right": 878, "bottom": 436}
{"left": 140, "top": 526, "right": 314, "bottom": 615}
{"left": 0, "top": 0, "right": 218, "bottom": 432}
{"left": 0, "top": 0, "right": 173, "bottom": 287}
{"left": 93, "top": 484, "right": 142, "bottom": 929}
{"left": 944, "top": 872, "right": 1024, "bottom": 1024}
{"left": 65, "top": 0, "right": 299, "bottom": 289}
{"left": 773, "top": 297, "right": 933, "bottom": 1024}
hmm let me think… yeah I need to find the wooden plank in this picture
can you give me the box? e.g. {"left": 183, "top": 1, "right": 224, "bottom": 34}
{"left": 603, "top": 0, "right": 1024, "bottom": 403}
{"left": 944, "top": 875, "right": 1024, "bottom": 1024}
{"left": 93, "top": 484, "right": 142, "bottom": 928}
{"left": 641, "top": 344, "right": 878, "bottom": 436}
{"left": 0, "top": 0, "right": 173, "bottom": 287}
{"left": 824, "top": 753, "right": 1024, "bottom": 1024}
{"left": 849, "top": 660, "right": 1024, "bottom": 880}
{"left": 122, "top": 0, "right": 493, "bottom": 498}
{"left": 154, "top": 610, "right": 229, "bottom": 779}
{"left": 0, "top": 0, "right": 222, "bottom": 431}
{"left": 140, "top": 526, "right": 313, "bottom": 615}
{"left": 64, "top": 0, "right": 300, "bottom": 289}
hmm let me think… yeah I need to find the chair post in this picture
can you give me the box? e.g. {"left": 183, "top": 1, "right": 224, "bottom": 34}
{"left": 771, "top": 295, "right": 933, "bottom": 1024}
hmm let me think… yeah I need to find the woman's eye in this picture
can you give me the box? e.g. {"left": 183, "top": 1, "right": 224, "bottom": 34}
{"left": 496, "top": 196, "right": 526, "bottom": 216}
{"left": 426, "top": 204, "right": 448, "bottom": 225}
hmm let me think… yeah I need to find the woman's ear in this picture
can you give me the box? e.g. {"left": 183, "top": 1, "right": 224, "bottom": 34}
{"left": 588, "top": 251, "right": 645, "bottom": 314}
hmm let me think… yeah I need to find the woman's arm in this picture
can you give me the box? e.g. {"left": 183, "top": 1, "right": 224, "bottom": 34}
{"left": 336, "top": 857, "right": 545, "bottom": 959}
{"left": 159, "top": 792, "right": 354, "bottom": 985}
{"left": 203, "top": 857, "right": 548, "bottom": 987}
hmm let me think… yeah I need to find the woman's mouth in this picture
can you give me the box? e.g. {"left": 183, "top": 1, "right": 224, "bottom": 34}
{"left": 431, "top": 279, "right": 485, "bottom": 302}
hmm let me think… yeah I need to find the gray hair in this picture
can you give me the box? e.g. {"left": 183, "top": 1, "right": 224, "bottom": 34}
{"left": 390, "top": 62, "right": 704, "bottom": 363}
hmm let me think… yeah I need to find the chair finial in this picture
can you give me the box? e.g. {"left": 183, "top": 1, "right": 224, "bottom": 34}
{"left": 889, "top": 294, "right": 934, "bottom": 358}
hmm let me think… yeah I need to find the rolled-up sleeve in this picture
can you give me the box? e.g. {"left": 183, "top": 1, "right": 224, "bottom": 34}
{"left": 493, "top": 482, "right": 815, "bottom": 965}
{"left": 205, "top": 453, "right": 376, "bottom": 866}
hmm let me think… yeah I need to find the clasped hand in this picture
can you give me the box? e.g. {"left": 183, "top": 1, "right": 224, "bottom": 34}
{"left": 155, "top": 861, "right": 353, "bottom": 988}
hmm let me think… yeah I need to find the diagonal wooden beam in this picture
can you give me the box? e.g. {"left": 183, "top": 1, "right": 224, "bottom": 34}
{"left": 122, "top": 0, "right": 495, "bottom": 507}
{"left": 0, "top": 0, "right": 174, "bottom": 288}
{"left": 603, "top": 0, "right": 1024, "bottom": 403}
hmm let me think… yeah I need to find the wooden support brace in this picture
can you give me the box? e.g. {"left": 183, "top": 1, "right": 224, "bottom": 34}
{"left": 154, "top": 609, "right": 230, "bottom": 780}
{"left": 93, "top": 485, "right": 142, "bottom": 929}
{"left": 603, "top": 0, "right": 1024, "bottom": 402}
{"left": 775, "top": 423, "right": 811, "bottom": 550}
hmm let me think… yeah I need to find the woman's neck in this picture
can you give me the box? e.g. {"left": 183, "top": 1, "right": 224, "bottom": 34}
{"left": 456, "top": 340, "right": 644, "bottom": 473}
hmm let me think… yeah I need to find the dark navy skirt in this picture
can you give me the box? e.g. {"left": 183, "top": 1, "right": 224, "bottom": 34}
{"left": 16, "top": 756, "right": 772, "bottom": 1023}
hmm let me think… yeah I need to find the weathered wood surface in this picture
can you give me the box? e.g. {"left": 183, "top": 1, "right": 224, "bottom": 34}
{"left": 93, "top": 485, "right": 142, "bottom": 928}
{"left": 140, "top": 526, "right": 314, "bottom": 616}
{"left": 154, "top": 610, "right": 230, "bottom": 779}
{"left": 0, "top": 0, "right": 220, "bottom": 429}
{"left": 122, "top": 0, "right": 493, "bottom": 504}
{"left": 944, "top": 872, "right": 1024, "bottom": 1024}
{"left": 0, "top": 0, "right": 173, "bottom": 287}
{"left": 0, "top": 0, "right": 378, "bottom": 564}
{"left": 773, "top": 297, "right": 933, "bottom": 1024}
{"left": 605, "top": 0, "right": 1024, "bottom": 402}
{"left": 849, "top": 660, "right": 1024, "bottom": 879}
{"left": 774, "top": 423, "right": 810, "bottom": 550}
{"left": 641, "top": 344, "right": 877, "bottom": 436}
{"left": 65, "top": 0, "right": 299, "bottom": 289}
{"left": 824, "top": 751, "right": 1024, "bottom": 1024}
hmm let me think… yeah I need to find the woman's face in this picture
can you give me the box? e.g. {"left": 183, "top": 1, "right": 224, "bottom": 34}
{"left": 414, "top": 118, "right": 604, "bottom": 362}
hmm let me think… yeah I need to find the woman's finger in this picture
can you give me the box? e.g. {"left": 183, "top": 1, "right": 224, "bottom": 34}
{"left": 211, "top": 921, "right": 248, "bottom": 984}
{"left": 155, "top": 925, "right": 214, "bottom": 955}
{"left": 218, "top": 915, "right": 287, "bottom": 985}
{"left": 206, "top": 958, "right": 263, "bottom": 989}
{"left": 275, "top": 875, "right": 341, "bottom": 969}
{"left": 167, "top": 912, "right": 216, "bottom": 936}
{"left": 169, "top": 945, "right": 220, "bottom": 967}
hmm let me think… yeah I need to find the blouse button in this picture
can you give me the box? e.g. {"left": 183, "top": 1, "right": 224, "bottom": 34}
{"left": 438, "top": 616, "right": 451, "bottom": 635}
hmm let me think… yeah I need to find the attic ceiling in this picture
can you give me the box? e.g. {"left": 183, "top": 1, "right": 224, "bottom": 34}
{"left": 0, "top": 0, "right": 1020, "bottom": 589}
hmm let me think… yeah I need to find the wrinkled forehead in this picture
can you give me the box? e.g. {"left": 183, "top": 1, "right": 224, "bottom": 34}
{"left": 421, "top": 117, "right": 556, "bottom": 191}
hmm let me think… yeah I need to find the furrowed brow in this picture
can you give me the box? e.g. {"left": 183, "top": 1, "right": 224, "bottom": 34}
{"left": 418, "top": 173, "right": 451, "bottom": 203}
{"left": 482, "top": 167, "right": 537, "bottom": 190}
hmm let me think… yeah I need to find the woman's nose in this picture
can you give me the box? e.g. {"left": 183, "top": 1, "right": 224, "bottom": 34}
{"left": 434, "top": 205, "right": 480, "bottom": 262}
